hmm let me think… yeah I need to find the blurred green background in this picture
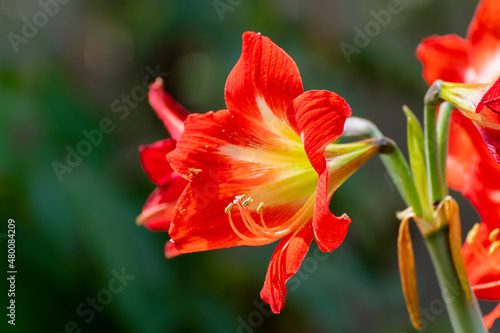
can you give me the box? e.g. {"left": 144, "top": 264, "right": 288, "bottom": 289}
{"left": 0, "top": 0, "right": 493, "bottom": 332}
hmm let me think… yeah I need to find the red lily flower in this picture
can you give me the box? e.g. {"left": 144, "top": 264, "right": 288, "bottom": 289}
{"left": 418, "top": 0, "right": 500, "bottom": 163}
{"left": 165, "top": 31, "right": 381, "bottom": 313}
{"left": 464, "top": 222, "right": 500, "bottom": 329}
{"left": 417, "top": 0, "right": 500, "bottom": 327}
{"left": 137, "top": 78, "right": 189, "bottom": 234}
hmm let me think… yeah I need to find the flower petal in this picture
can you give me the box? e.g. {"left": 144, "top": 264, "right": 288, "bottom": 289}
{"left": 468, "top": 0, "right": 500, "bottom": 83}
{"left": 447, "top": 113, "right": 477, "bottom": 191}
{"left": 312, "top": 171, "right": 351, "bottom": 252}
{"left": 291, "top": 90, "right": 355, "bottom": 252}
{"left": 483, "top": 302, "right": 500, "bottom": 329}
{"left": 136, "top": 176, "right": 188, "bottom": 231}
{"left": 476, "top": 78, "right": 500, "bottom": 162}
{"left": 225, "top": 32, "right": 304, "bottom": 132}
{"left": 139, "top": 139, "right": 177, "bottom": 186}
{"left": 260, "top": 222, "right": 314, "bottom": 313}
{"left": 148, "top": 77, "right": 189, "bottom": 141}
{"left": 416, "top": 35, "right": 469, "bottom": 84}
{"left": 292, "top": 90, "right": 352, "bottom": 173}
{"left": 165, "top": 240, "right": 182, "bottom": 258}
{"left": 448, "top": 113, "right": 500, "bottom": 224}
{"left": 168, "top": 110, "right": 308, "bottom": 184}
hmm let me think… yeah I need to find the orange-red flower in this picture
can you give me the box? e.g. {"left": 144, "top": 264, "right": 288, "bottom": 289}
{"left": 163, "top": 32, "right": 381, "bottom": 313}
{"left": 417, "top": 0, "right": 500, "bottom": 327}
{"left": 137, "top": 78, "right": 189, "bottom": 233}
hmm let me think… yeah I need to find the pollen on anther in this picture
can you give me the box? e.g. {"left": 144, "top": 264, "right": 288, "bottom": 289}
{"left": 235, "top": 194, "right": 245, "bottom": 202}
{"left": 489, "top": 228, "right": 500, "bottom": 242}
{"left": 466, "top": 223, "right": 480, "bottom": 244}
{"left": 225, "top": 203, "right": 233, "bottom": 214}
{"left": 256, "top": 202, "right": 264, "bottom": 214}
{"left": 242, "top": 197, "right": 253, "bottom": 207}
{"left": 490, "top": 241, "right": 500, "bottom": 255}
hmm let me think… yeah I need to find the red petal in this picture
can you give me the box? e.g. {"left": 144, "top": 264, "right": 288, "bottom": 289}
{"left": 291, "top": 90, "right": 352, "bottom": 252}
{"left": 476, "top": 78, "right": 500, "bottom": 162}
{"left": 484, "top": 302, "right": 500, "bottom": 329}
{"left": 148, "top": 78, "right": 189, "bottom": 141}
{"left": 225, "top": 32, "right": 303, "bottom": 130}
{"left": 168, "top": 110, "right": 298, "bottom": 183}
{"left": 468, "top": 0, "right": 500, "bottom": 82}
{"left": 137, "top": 176, "right": 188, "bottom": 231}
{"left": 463, "top": 160, "right": 500, "bottom": 225}
{"left": 312, "top": 171, "right": 351, "bottom": 252}
{"left": 447, "top": 112, "right": 481, "bottom": 191}
{"left": 292, "top": 90, "right": 351, "bottom": 173}
{"left": 139, "top": 139, "right": 177, "bottom": 186}
{"left": 260, "top": 223, "right": 314, "bottom": 313}
{"left": 165, "top": 240, "right": 182, "bottom": 258}
{"left": 416, "top": 34, "right": 469, "bottom": 84}
{"left": 480, "top": 77, "right": 500, "bottom": 111}
{"left": 447, "top": 113, "right": 500, "bottom": 224}
{"left": 477, "top": 126, "right": 500, "bottom": 164}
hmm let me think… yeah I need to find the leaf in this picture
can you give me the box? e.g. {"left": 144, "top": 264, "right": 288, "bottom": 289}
{"left": 403, "top": 106, "right": 432, "bottom": 221}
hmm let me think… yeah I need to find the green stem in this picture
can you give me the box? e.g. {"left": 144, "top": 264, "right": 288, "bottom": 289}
{"left": 424, "top": 227, "right": 487, "bottom": 333}
{"left": 436, "top": 102, "right": 454, "bottom": 198}
{"left": 342, "top": 117, "right": 421, "bottom": 214}
{"left": 424, "top": 103, "right": 444, "bottom": 204}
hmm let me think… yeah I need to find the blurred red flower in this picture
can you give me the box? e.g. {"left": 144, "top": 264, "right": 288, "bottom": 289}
{"left": 417, "top": 0, "right": 500, "bottom": 327}
{"left": 463, "top": 222, "right": 500, "bottom": 329}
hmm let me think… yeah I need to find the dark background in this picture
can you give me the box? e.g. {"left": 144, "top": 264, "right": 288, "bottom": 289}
{"left": 0, "top": 0, "right": 493, "bottom": 332}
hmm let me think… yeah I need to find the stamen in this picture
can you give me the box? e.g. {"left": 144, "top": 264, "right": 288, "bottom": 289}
{"left": 234, "top": 194, "right": 245, "bottom": 202}
{"left": 256, "top": 202, "right": 264, "bottom": 214}
{"left": 225, "top": 203, "right": 233, "bottom": 214}
{"left": 466, "top": 223, "right": 480, "bottom": 244}
{"left": 225, "top": 195, "right": 315, "bottom": 243}
{"left": 489, "top": 228, "right": 500, "bottom": 242}
{"left": 490, "top": 241, "right": 500, "bottom": 255}
{"left": 242, "top": 197, "right": 253, "bottom": 207}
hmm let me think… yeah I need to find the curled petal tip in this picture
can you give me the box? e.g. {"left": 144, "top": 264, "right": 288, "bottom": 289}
{"left": 148, "top": 77, "right": 189, "bottom": 141}
{"left": 152, "top": 76, "right": 164, "bottom": 87}
{"left": 135, "top": 214, "right": 145, "bottom": 226}
{"left": 165, "top": 240, "right": 182, "bottom": 259}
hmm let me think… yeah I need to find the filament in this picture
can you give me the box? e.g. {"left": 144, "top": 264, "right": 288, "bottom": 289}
{"left": 225, "top": 194, "right": 314, "bottom": 242}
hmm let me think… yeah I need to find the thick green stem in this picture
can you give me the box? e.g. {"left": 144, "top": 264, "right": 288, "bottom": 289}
{"left": 436, "top": 102, "right": 454, "bottom": 198}
{"left": 424, "top": 103, "right": 444, "bottom": 204}
{"left": 424, "top": 227, "right": 487, "bottom": 333}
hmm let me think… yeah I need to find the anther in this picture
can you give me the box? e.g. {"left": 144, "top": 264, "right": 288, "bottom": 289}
{"left": 489, "top": 228, "right": 500, "bottom": 242}
{"left": 225, "top": 203, "right": 233, "bottom": 214}
{"left": 256, "top": 202, "right": 264, "bottom": 214}
{"left": 466, "top": 223, "right": 480, "bottom": 244}
{"left": 490, "top": 241, "right": 500, "bottom": 255}
{"left": 242, "top": 197, "right": 253, "bottom": 207}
